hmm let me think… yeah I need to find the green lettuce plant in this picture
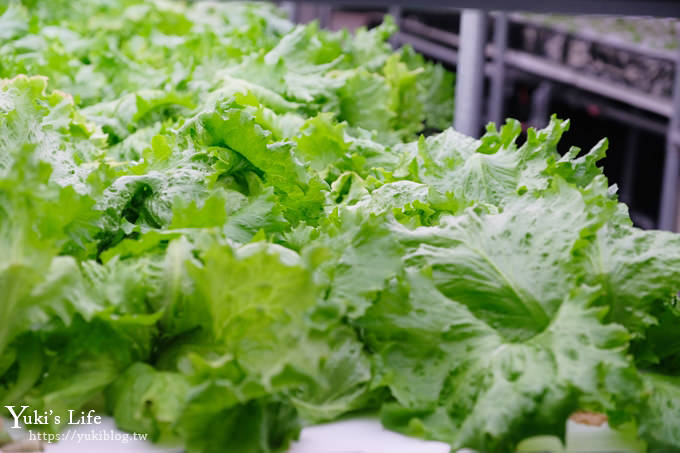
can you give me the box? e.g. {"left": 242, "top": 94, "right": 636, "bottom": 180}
{"left": 0, "top": 1, "right": 679, "bottom": 452}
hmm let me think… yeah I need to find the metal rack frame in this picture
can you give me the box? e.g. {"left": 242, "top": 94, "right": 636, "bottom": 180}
{"left": 301, "top": 1, "right": 680, "bottom": 16}
{"left": 286, "top": 1, "right": 680, "bottom": 230}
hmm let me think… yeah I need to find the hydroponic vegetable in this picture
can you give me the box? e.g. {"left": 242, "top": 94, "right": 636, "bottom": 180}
{"left": 0, "top": 1, "right": 679, "bottom": 453}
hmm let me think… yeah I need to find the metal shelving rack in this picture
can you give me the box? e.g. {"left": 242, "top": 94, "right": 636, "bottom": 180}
{"left": 285, "top": 0, "right": 680, "bottom": 231}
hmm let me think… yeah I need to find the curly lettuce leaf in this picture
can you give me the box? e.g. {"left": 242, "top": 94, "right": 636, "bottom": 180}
{"left": 360, "top": 270, "right": 636, "bottom": 452}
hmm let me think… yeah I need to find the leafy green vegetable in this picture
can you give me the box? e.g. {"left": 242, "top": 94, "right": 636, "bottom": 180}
{"left": 1, "top": 1, "right": 680, "bottom": 453}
